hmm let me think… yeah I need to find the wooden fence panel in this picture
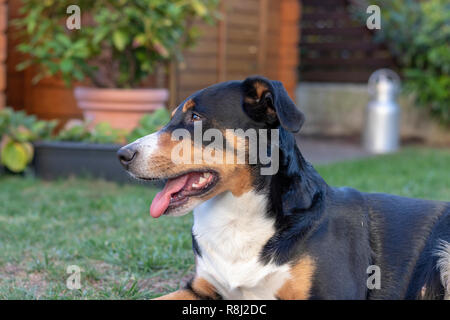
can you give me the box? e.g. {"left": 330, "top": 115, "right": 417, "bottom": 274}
{"left": 175, "top": 0, "right": 300, "bottom": 104}
{"left": 299, "top": 0, "right": 396, "bottom": 83}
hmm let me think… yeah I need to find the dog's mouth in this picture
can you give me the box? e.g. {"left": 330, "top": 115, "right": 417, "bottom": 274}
{"left": 149, "top": 171, "right": 219, "bottom": 218}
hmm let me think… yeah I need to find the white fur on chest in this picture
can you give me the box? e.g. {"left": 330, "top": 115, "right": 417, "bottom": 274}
{"left": 192, "top": 191, "right": 290, "bottom": 299}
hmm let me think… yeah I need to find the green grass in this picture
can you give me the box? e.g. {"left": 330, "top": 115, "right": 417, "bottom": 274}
{"left": 0, "top": 147, "right": 449, "bottom": 299}
{"left": 316, "top": 147, "right": 450, "bottom": 200}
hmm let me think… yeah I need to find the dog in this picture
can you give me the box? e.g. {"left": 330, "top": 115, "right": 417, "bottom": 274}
{"left": 117, "top": 76, "right": 450, "bottom": 300}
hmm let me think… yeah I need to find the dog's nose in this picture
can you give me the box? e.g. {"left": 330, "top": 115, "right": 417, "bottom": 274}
{"left": 117, "top": 145, "right": 137, "bottom": 168}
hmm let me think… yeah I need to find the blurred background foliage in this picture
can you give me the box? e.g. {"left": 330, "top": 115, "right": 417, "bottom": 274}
{"left": 0, "top": 107, "right": 170, "bottom": 172}
{"left": 127, "top": 109, "right": 170, "bottom": 143}
{"left": 56, "top": 108, "right": 170, "bottom": 144}
{"left": 352, "top": 0, "right": 450, "bottom": 125}
{"left": 13, "top": 0, "right": 220, "bottom": 88}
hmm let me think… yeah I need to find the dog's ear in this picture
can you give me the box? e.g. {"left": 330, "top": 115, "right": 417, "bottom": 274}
{"left": 242, "top": 76, "right": 305, "bottom": 133}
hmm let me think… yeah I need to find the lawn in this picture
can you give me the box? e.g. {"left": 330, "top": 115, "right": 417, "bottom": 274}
{"left": 0, "top": 147, "right": 449, "bottom": 299}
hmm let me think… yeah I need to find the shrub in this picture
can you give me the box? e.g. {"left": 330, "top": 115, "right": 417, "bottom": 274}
{"left": 55, "top": 108, "right": 170, "bottom": 144}
{"left": 55, "top": 121, "right": 128, "bottom": 145}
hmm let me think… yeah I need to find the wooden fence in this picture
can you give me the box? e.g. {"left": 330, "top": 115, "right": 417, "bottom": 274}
{"left": 299, "top": 0, "right": 396, "bottom": 83}
{"left": 172, "top": 0, "right": 300, "bottom": 104}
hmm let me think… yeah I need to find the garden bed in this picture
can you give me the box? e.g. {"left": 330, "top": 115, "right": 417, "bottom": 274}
{"left": 33, "top": 141, "right": 132, "bottom": 183}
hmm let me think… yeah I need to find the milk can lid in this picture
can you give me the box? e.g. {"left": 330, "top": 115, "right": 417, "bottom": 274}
{"left": 368, "top": 69, "right": 401, "bottom": 96}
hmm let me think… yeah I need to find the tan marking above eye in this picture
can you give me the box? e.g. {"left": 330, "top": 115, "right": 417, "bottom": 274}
{"left": 254, "top": 81, "right": 269, "bottom": 100}
{"left": 244, "top": 81, "right": 269, "bottom": 104}
{"left": 182, "top": 99, "right": 196, "bottom": 112}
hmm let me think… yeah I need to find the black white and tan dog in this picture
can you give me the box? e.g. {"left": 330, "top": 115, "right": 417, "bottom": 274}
{"left": 117, "top": 76, "right": 450, "bottom": 300}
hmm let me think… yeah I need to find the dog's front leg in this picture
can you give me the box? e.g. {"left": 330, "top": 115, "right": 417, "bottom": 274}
{"left": 153, "top": 289, "right": 199, "bottom": 300}
{"left": 154, "top": 276, "right": 221, "bottom": 300}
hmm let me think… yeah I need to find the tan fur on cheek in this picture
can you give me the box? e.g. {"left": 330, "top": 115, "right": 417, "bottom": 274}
{"left": 276, "top": 255, "right": 316, "bottom": 300}
{"left": 204, "top": 130, "right": 253, "bottom": 197}
{"left": 183, "top": 164, "right": 253, "bottom": 204}
{"left": 220, "top": 165, "right": 253, "bottom": 197}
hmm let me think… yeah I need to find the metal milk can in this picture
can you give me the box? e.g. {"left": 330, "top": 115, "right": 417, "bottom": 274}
{"left": 363, "top": 69, "right": 401, "bottom": 154}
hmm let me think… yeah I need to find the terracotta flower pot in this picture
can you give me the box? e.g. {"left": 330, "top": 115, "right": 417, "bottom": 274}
{"left": 74, "top": 87, "right": 169, "bottom": 131}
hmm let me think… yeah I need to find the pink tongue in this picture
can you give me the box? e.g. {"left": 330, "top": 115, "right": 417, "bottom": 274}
{"left": 150, "top": 175, "right": 190, "bottom": 218}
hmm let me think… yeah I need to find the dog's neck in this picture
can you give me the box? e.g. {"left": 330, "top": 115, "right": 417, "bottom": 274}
{"left": 258, "top": 127, "right": 327, "bottom": 216}
{"left": 193, "top": 190, "right": 272, "bottom": 248}
{"left": 255, "top": 127, "right": 328, "bottom": 264}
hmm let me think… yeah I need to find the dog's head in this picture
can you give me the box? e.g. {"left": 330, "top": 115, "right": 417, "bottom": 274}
{"left": 117, "top": 76, "right": 304, "bottom": 218}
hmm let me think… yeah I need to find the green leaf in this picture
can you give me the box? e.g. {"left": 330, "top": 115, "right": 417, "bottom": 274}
{"left": 127, "top": 109, "right": 170, "bottom": 142}
{"left": 56, "top": 33, "right": 72, "bottom": 48}
{"left": 113, "top": 30, "right": 129, "bottom": 51}
{"left": 1, "top": 139, "right": 31, "bottom": 172}
{"left": 192, "top": 0, "right": 208, "bottom": 17}
{"left": 22, "top": 142, "right": 34, "bottom": 163}
{"left": 60, "top": 59, "right": 74, "bottom": 73}
{"left": 12, "top": 126, "right": 33, "bottom": 142}
{"left": 133, "top": 34, "right": 147, "bottom": 47}
{"left": 16, "top": 60, "right": 32, "bottom": 71}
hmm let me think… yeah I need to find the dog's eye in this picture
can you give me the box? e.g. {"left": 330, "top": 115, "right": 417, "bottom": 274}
{"left": 191, "top": 113, "right": 201, "bottom": 121}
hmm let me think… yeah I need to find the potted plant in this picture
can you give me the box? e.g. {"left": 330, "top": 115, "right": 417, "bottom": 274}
{"left": 33, "top": 120, "right": 129, "bottom": 182}
{"left": 33, "top": 109, "right": 170, "bottom": 183}
{"left": 14, "top": 0, "right": 219, "bottom": 130}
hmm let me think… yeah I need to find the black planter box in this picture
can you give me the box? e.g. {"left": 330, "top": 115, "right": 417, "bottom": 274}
{"left": 33, "top": 141, "right": 135, "bottom": 183}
